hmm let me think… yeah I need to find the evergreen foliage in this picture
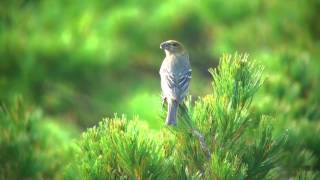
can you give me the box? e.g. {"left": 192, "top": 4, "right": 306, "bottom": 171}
{"left": 1, "top": 52, "right": 319, "bottom": 179}
{"left": 74, "top": 53, "right": 287, "bottom": 179}
{"left": 74, "top": 116, "right": 169, "bottom": 179}
{"left": 0, "top": 98, "right": 77, "bottom": 179}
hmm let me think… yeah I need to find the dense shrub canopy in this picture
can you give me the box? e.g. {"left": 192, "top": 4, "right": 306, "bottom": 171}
{"left": 0, "top": 99, "right": 77, "bottom": 179}
{"left": 73, "top": 54, "right": 287, "bottom": 179}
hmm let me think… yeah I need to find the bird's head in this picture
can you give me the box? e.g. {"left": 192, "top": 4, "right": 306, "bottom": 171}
{"left": 160, "top": 40, "right": 186, "bottom": 56}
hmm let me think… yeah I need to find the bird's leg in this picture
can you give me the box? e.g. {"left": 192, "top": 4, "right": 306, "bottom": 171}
{"left": 162, "top": 97, "right": 167, "bottom": 109}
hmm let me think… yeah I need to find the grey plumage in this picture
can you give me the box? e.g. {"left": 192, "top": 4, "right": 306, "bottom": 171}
{"left": 159, "top": 40, "right": 191, "bottom": 125}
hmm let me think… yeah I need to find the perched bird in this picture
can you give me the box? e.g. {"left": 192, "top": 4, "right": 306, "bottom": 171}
{"left": 159, "top": 40, "right": 192, "bottom": 125}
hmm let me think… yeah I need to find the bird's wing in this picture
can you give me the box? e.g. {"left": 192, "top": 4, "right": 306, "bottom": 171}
{"left": 160, "top": 69, "right": 192, "bottom": 102}
{"left": 177, "top": 69, "right": 192, "bottom": 99}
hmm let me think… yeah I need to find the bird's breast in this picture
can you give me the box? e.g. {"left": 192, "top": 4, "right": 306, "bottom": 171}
{"left": 163, "top": 55, "right": 190, "bottom": 74}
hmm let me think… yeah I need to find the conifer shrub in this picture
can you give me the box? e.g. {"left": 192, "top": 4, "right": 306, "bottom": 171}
{"left": 0, "top": 98, "right": 77, "bottom": 179}
{"left": 75, "top": 53, "right": 288, "bottom": 179}
{"left": 254, "top": 52, "right": 320, "bottom": 177}
{"left": 73, "top": 116, "right": 170, "bottom": 179}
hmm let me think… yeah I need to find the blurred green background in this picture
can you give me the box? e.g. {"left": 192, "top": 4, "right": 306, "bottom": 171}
{"left": 2, "top": 0, "right": 318, "bottom": 129}
{"left": 1, "top": 0, "right": 320, "bottom": 177}
{"left": 1, "top": 0, "right": 320, "bottom": 126}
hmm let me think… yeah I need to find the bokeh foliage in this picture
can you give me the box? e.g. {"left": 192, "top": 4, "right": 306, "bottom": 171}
{"left": 0, "top": 98, "right": 78, "bottom": 179}
{"left": 1, "top": 0, "right": 320, "bottom": 127}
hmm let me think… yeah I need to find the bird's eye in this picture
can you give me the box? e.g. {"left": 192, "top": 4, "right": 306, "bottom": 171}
{"left": 172, "top": 43, "right": 178, "bottom": 47}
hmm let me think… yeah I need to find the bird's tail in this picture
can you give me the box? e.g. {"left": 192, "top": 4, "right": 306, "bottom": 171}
{"left": 166, "top": 99, "right": 178, "bottom": 126}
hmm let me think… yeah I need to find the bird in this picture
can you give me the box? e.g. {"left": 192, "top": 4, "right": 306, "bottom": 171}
{"left": 159, "top": 40, "right": 192, "bottom": 125}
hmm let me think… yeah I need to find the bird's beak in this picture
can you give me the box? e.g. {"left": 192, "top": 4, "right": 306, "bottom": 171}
{"left": 160, "top": 42, "right": 168, "bottom": 50}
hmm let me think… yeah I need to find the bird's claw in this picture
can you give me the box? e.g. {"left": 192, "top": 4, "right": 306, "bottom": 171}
{"left": 162, "top": 97, "right": 167, "bottom": 109}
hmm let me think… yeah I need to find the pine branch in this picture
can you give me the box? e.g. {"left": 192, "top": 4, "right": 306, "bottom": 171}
{"left": 179, "top": 103, "right": 211, "bottom": 160}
